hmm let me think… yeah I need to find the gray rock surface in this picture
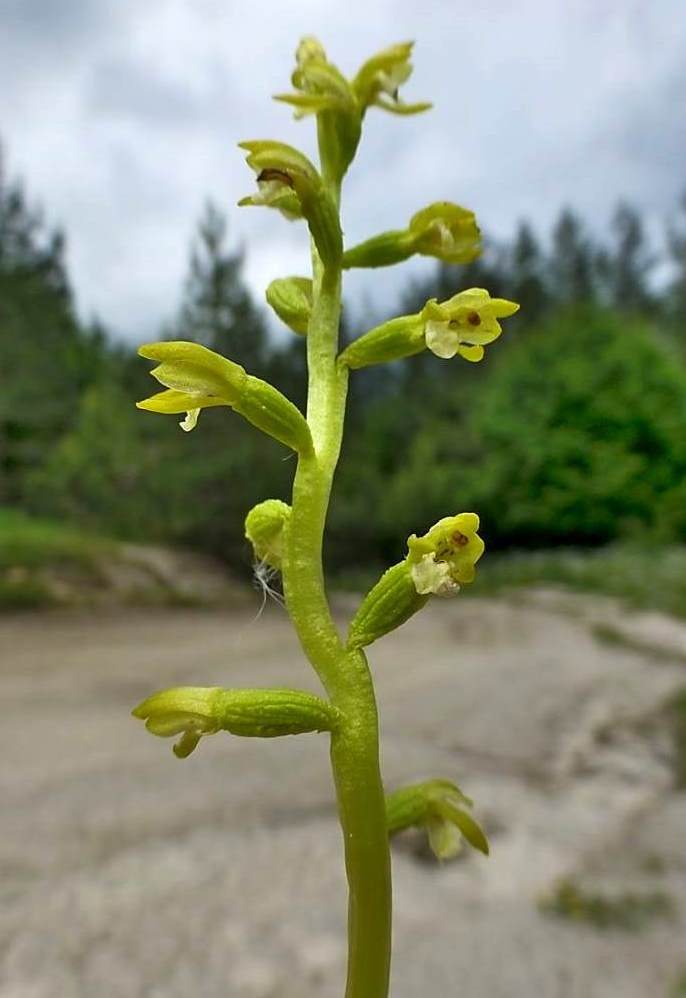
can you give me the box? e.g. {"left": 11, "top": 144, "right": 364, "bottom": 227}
{"left": 1, "top": 593, "right": 685, "bottom": 997}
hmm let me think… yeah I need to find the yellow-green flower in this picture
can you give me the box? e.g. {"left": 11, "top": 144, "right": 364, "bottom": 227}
{"left": 408, "top": 202, "right": 481, "bottom": 265}
{"left": 133, "top": 687, "right": 224, "bottom": 758}
{"left": 240, "top": 171, "right": 302, "bottom": 220}
{"left": 136, "top": 341, "right": 247, "bottom": 432}
{"left": 276, "top": 36, "right": 356, "bottom": 120}
{"left": 352, "top": 42, "right": 432, "bottom": 116}
{"left": 407, "top": 512, "right": 485, "bottom": 595}
{"left": 386, "top": 779, "right": 489, "bottom": 859}
{"left": 133, "top": 686, "right": 337, "bottom": 758}
{"left": 422, "top": 289, "right": 519, "bottom": 362}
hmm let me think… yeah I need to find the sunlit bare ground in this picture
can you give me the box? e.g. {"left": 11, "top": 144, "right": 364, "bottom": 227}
{"left": 1, "top": 592, "right": 685, "bottom": 997}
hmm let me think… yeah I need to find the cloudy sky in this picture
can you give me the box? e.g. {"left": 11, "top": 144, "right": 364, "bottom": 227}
{"left": 2, "top": 0, "right": 685, "bottom": 342}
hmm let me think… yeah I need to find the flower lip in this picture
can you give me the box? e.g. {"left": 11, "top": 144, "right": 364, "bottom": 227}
{"left": 257, "top": 168, "right": 295, "bottom": 189}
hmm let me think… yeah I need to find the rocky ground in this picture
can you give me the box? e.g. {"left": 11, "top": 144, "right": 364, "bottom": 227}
{"left": 1, "top": 590, "right": 685, "bottom": 997}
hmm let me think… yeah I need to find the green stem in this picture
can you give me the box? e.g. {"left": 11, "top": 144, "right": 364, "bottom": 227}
{"left": 282, "top": 233, "right": 392, "bottom": 995}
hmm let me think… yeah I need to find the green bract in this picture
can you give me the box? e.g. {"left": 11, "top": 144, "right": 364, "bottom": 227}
{"left": 133, "top": 36, "right": 514, "bottom": 998}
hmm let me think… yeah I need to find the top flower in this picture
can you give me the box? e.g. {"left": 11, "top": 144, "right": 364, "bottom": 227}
{"left": 422, "top": 289, "right": 519, "bottom": 362}
{"left": 352, "top": 42, "right": 432, "bottom": 115}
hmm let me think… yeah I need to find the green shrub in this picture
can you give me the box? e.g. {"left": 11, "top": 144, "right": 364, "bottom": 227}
{"left": 374, "top": 308, "right": 686, "bottom": 554}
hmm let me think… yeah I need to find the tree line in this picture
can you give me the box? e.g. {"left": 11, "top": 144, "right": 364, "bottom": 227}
{"left": 2, "top": 148, "right": 686, "bottom": 575}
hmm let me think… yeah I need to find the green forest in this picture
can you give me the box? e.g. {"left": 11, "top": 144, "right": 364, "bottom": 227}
{"left": 2, "top": 150, "right": 686, "bottom": 582}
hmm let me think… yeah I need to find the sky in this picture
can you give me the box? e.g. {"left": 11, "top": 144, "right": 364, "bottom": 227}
{"left": 2, "top": 0, "right": 685, "bottom": 342}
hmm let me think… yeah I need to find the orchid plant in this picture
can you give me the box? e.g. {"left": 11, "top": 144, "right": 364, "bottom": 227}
{"left": 132, "top": 37, "right": 518, "bottom": 998}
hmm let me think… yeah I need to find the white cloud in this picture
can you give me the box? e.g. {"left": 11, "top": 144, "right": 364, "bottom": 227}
{"left": 1, "top": 0, "right": 684, "bottom": 341}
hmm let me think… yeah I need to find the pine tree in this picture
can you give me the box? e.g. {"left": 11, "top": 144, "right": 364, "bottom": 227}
{"left": 173, "top": 201, "right": 268, "bottom": 372}
{"left": 599, "top": 202, "right": 654, "bottom": 313}
{"left": 0, "top": 148, "right": 98, "bottom": 503}
{"left": 509, "top": 221, "right": 548, "bottom": 321}
{"left": 667, "top": 192, "right": 686, "bottom": 338}
{"left": 550, "top": 208, "right": 596, "bottom": 304}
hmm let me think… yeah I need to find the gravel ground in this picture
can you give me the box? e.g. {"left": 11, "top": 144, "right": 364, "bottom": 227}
{"left": 1, "top": 591, "right": 685, "bottom": 997}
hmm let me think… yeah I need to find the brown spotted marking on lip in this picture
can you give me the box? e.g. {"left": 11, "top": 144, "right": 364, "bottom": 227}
{"left": 452, "top": 531, "right": 469, "bottom": 547}
{"left": 467, "top": 311, "right": 481, "bottom": 327}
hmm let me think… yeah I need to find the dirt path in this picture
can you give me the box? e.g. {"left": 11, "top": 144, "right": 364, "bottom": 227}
{"left": 1, "top": 592, "right": 685, "bottom": 997}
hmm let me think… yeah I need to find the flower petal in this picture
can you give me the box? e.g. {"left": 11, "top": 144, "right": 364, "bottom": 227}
{"left": 410, "top": 554, "right": 460, "bottom": 596}
{"left": 457, "top": 344, "right": 484, "bottom": 362}
{"left": 425, "top": 319, "right": 460, "bottom": 358}
{"left": 179, "top": 409, "right": 200, "bottom": 432}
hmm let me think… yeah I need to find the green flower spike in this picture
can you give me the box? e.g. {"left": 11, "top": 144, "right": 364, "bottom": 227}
{"left": 132, "top": 38, "right": 506, "bottom": 997}
{"left": 347, "top": 513, "right": 485, "bottom": 649}
{"left": 352, "top": 42, "right": 432, "bottom": 116}
{"left": 342, "top": 201, "right": 481, "bottom": 270}
{"left": 133, "top": 686, "right": 337, "bottom": 758}
{"left": 422, "top": 288, "right": 520, "bottom": 362}
{"left": 386, "top": 779, "right": 489, "bottom": 859}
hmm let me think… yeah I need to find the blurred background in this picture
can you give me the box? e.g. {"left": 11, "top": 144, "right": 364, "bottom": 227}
{"left": 2, "top": 2, "right": 686, "bottom": 997}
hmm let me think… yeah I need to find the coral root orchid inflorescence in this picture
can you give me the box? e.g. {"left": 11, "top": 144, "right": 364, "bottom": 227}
{"left": 132, "top": 36, "right": 519, "bottom": 998}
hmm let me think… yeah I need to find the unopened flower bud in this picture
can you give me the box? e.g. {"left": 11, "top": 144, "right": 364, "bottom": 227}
{"left": 266, "top": 276, "right": 313, "bottom": 335}
{"left": 245, "top": 500, "right": 291, "bottom": 570}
